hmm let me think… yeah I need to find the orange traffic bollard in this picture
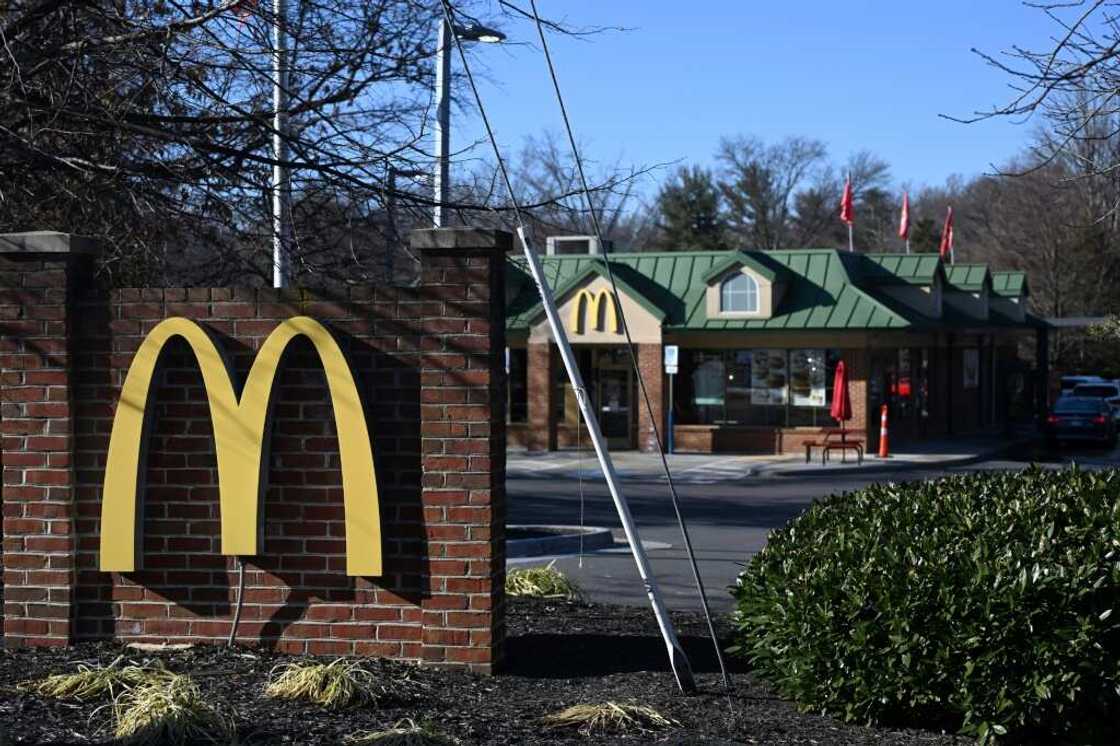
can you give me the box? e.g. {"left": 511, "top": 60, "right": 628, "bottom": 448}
{"left": 878, "top": 403, "right": 890, "bottom": 458}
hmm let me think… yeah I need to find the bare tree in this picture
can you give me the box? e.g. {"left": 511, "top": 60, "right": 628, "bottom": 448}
{"left": 0, "top": 0, "right": 617, "bottom": 285}
{"left": 457, "top": 130, "right": 661, "bottom": 252}
{"left": 717, "top": 135, "right": 828, "bottom": 251}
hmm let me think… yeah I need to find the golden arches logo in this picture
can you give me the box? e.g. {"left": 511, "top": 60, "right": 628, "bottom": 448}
{"left": 570, "top": 288, "right": 620, "bottom": 334}
{"left": 99, "top": 316, "right": 381, "bottom": 577}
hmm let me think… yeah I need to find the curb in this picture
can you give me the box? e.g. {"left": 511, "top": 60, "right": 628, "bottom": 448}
{"left": 761, "top": 438, "right": 1033, "bottom": 478}
{"left": 506, "top": 524, "right": 615, "bottom": 558}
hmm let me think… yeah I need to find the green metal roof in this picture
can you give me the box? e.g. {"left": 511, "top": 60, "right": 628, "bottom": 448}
{"left": 944, "top": 263, "right": 991, "bottom": 292}
{"left": 505, "top": 249, "right": 1036, "bottom": 334}
{"left": 508, "top": 250, "right": 914, "bottom": 331}
{"left": 860, "top": 253, "right": 943, "bottom": 285}
{"left": 991, "top": 270, "right": 1029, "bottom": 298}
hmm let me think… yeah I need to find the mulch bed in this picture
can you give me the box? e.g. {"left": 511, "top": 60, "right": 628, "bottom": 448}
{"left": 0, "top": 598, "right": 972, "bottom": 744}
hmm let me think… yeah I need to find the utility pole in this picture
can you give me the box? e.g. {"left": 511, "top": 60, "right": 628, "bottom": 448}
{"left": 272, "top": 0, "right": 291, "bottom": 288}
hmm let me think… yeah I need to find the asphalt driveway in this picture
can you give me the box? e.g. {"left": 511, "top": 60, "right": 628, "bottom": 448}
{"left": 507, "top": 439, "right": 1120, "bottom": 614}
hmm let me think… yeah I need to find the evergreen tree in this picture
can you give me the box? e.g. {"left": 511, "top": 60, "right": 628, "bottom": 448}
{"left": 653, "top": 166, "right": 729, "bottom": 250}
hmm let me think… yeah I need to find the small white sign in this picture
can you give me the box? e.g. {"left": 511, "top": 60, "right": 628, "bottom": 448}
{"left": 664, "top": 345, "right": 679, "bottom": 375}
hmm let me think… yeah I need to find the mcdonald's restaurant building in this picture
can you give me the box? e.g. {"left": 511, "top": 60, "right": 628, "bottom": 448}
{"left": 505, "top": 243, "right": 1048, "bottom": 455}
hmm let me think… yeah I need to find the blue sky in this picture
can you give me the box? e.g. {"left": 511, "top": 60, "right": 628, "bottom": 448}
{"left": 455, "top": 1, "right": 1057, "bottom": 198}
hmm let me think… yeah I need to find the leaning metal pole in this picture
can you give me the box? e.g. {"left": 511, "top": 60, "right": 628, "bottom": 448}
{"left": 516, "top": 227, "right": 696, "bottom": 694}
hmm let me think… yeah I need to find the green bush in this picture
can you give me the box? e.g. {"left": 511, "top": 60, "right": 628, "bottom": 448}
{"left": 730, "top": 466, "right": 1120, "bottom": 743}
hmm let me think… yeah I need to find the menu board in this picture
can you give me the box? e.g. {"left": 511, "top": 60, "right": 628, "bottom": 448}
{"left": 790, "top": 349, "right": 826, "bottom": 407}
{"left": 750, "top": 349, "right": 788, "bottom": 405}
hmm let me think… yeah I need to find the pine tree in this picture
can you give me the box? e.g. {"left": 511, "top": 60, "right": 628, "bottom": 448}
{"left": 653, "top": 166, "right": 729, "bottom": 250}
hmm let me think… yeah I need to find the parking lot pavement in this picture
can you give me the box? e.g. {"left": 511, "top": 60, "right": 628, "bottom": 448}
{"left": 507, "top": 440, "right": 1120, "bottom": 613}
{"left": 507, "top": 434, "right": 1030, "bottom": 484}
{"left": 506, "top": 450, "right": 775, "bottom": 483}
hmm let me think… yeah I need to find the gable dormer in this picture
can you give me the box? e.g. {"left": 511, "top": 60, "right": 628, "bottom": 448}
{"left": 526, "top": 260, "right": 666, "bottom": 344}
{"left": 702, "top": 252, "right": 789, "bottom": 320}
{"left": 944, "top": 264, "right": 992, "bottom": 322}
{"left": 859, "top": 254, "right": 944, "bottom": 319}
{"left": 990, "top": 271, "right": 1029, "bottom": 323}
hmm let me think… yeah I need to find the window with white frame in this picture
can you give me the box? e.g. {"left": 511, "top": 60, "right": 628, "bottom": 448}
{"left": 720, "top": 272, "right": 759, "bottom": 313}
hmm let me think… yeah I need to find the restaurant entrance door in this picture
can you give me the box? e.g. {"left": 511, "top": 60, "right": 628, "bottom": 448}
{"left": 597, "top": 367, "right": 632, "bottom": 448}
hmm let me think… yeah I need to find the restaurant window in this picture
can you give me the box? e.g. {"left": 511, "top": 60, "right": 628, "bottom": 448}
{"left": 690, "top": 352, "right": 725, "bottom": 424}
{"left": 788, "top": 349, "right": 840, "bottom": 427}
{"left": 896, "top": 348, "right": 914, "bottom": 420}
{"left": 508, "top": 347, "right": 528, "bottom": 423}
{"left": 720, "top": 273, "right": 758, "bottom": 313}
{"left": 676, "top": 348, "right": 841, "bottom": 427}
{"left": 918, "top": 348, "right": 930, "bottom": 420}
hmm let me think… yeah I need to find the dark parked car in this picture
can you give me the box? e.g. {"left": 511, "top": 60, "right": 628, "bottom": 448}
{"left": 1070, "top": 381, "right": 1120, "bottom": 421}
{"left": 1046, "top": 396, "right": 1118, "bottom": 447}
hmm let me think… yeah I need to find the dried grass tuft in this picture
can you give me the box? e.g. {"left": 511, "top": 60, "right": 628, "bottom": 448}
{"left": 17, "top": 657, "right": 171, "bottom": 702}
{"left": 541, "top": 702, "right": 679, "bottom": 735}
{"left": 505, "top": 561, "right": 581, "bottom": 600}
{"left": 344, "top": 719, "right": 459, "bottom": 745}
{"left": 265, "top": 658, "right": 386, "bottom": 709}
{"left": 108, "top": 672, "right": 230, "bottom": 745}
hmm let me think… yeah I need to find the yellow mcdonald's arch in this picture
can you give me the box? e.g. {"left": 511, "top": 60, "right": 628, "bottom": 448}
{"left": 99, "top": 316, "right": 381, "bottom": 577}
{"left": 570, "top": 288, "right": 620, "bottom": 334}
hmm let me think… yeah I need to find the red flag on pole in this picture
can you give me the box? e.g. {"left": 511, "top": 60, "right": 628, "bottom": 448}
{"left": 898, "top": 192, "right": 910, "bottom": 240}
{"left": 233, "top": 0, "right": 258, "bottom": 19}
{"left": 939, "top": 206, "right": 954, "bottom": 262}
{"left": 839, "top": 175, "right": 854, "bottom": 225}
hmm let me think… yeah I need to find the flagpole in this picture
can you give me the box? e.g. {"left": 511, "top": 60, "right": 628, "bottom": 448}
{"left": 847, "top": 223, "right": 853, "bottom": 252}
{"left": 905, "top": 238, "right": 910, "bottom": 254}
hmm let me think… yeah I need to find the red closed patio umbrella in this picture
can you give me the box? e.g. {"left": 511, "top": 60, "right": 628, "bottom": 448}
{"left": 831, "top": 360, "right": 852, "bottom": 436}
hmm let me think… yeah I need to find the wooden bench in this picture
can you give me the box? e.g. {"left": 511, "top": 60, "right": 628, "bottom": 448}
{"left": 803, "top": 440, "right": 827, "bottom": 463}
{"left": 804, "top": 430, "right": 864, "bottom": 465}
{"left": 824, "top": 440, "right": 864, "bottom": 464}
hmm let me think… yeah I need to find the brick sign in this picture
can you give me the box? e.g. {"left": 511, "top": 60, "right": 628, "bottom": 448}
{"left": 0, "top": 229, "right": 508, "bottom": 672}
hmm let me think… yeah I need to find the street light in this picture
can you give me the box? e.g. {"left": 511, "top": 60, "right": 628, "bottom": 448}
{"left": 433, "top": 21, "right": 506, "bottom": 228}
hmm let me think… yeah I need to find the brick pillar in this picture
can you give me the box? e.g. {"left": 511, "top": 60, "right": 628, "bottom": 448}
{"left": 846, "top": 348, "right": 870, "bottom": 442}
{"left": 411, "top": 227, "right": 508, "bottom": 674}
{"left": 526, "top": 342, "right": 555, "bottom": 451}
{"left": 1, "top": 232, "right": 95, "bottom": 647}
{"left": 636, "top": 344, "right": 664, "bottom": 452}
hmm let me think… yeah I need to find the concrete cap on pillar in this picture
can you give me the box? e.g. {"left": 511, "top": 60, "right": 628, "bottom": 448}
{"left": 0, "top": 232, "right": 98, "bottom": 255}
{"left": 410, "top": 227, "right": 513, "bottom": 254}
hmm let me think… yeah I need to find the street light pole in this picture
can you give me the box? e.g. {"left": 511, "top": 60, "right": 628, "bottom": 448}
{"left": 272, "top": 0, "right": 290, "bottom": 288}
{"left": 433, "top": 19, "right": 452, "bottom": 228}
{"left": 432, "top": 21, "right": 505, "bottom": 228}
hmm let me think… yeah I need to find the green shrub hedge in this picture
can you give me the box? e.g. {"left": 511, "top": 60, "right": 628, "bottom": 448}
{"left": 730, "top": 467, "right": 1120, "bottom": 743}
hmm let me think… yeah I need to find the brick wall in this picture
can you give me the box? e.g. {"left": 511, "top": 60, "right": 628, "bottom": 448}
{"left": 635, "top": 344, "right": 664, "bottom": 453}
{"left": 0, "top": 228, "right": 507, "bottom": 672}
